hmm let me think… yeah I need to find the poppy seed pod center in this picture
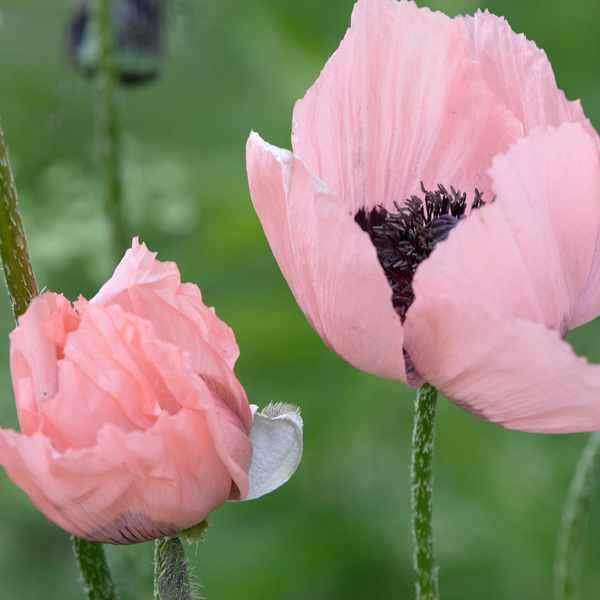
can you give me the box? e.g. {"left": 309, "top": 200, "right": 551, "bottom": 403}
{"left": 355, "top": 183, "right": 492, "bottom": 321}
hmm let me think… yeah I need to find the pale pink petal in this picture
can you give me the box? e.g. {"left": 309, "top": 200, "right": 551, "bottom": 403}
{"left": 90, "top": 239, "right": 238, "bottom": 369}
{"left": 204, "top": 394, "right": 253, "bottom": 501}
{"left": 411, "top": 123, "right": 600, "bottom": 333}
{"left": 247, "top": 132, "right": 407, "bottom": 382}
{"left": 39, "top": 305, "right": 177, "bottom": 449}
{"left": 463, "top": 10, "right": 600, "bottom": 145}
{"left": 291, "top": 0, "right": 523, "bottom": 215}
{"left": 88, "top": 239, "right": 251, "bottom": 432}
{"left": 404, "top": 296, "right": 600, "bottom": 433}
{"left": 0, "top": 404, "right": 251, "bottom": 543}
{"left": 9, "top": 293, "right": 79, "bottom": 435}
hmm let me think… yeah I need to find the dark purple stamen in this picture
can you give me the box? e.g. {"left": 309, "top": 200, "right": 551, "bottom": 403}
{"left": 356, "top": 183, "right": 492, "bottom": 321}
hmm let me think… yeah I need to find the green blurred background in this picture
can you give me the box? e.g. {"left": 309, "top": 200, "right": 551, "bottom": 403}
{"left": 0, "top": 0, "right": 599, "bottom": 598}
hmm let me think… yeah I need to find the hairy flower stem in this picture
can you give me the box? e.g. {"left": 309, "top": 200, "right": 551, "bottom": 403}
{"left": 1, "top": 119, "right": 119, "bottom": 600}
{"left": 0, "top": 123, "right": 38, "bottom": 320}
{"left": 72, "top": 537, "right": 119, "bottom": 600}
{"left": 411, "top": 383, "right": 440, "bottom": 600}
{"left": 553, "top": 432, "right": 600, "bottom": 600}
{"left": 154, "top": 537, "right": 197, "bottom": 600}
{"left": 94, "top": 0, "right": 128, "bottom": 262}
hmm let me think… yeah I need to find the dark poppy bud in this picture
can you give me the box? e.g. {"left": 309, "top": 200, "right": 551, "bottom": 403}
{"left": 67, "top": 0, "right": 165, "bottom": 85}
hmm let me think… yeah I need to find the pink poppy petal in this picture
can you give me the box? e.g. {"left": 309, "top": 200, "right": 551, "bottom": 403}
{"left": 291, "top": 0, "right": 523, "bottom": 215}
{"left": 39, "top": 305, "right": 176, "bottom": 449}
{"left": 489, "top": 123, "right": 600, "bottom": 329}
{"left": 247, "top": 132, "right": 407, "bottom": 382}
{"left": 9, "top": 293, "right": 79, "bottom": 435}
{"left": 88, "top": 239, "right": 251, "bottom": 432}
{"left": 463, "top": 10, "right": 600, "bottom": 144}
{"left": 0, "top": 430, "right": 92, "bottom": 538}
{"left": 412, "top": 123, "right": 600, "bottom": 333}
{"left": 90, "top": 239, "right": 239, "bottom": 369}
{"left": 247, "top": 132, "right": 324, "bottom": 336}
{"left": 404, "top": 296, "right": 600, "bottom": 433}
{"left": 203, "top": 393, "right": 253, "bottom": 501}
{"left": 38, "top": 301, "right": 252, "bottom": 452}
{"left": 0, "top": 403, "right": 251, "bottom": 544}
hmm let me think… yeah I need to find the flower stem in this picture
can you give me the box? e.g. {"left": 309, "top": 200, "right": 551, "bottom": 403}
{"left": 72, "top": 536, "right": 119, "bottom": 600}
{"left": 154, "top": 537, "right": 197, "bottom": 600}
{"left": 411, "top": 382, "right": 440, "bottom": 600}
{"left": 94, "top": 0, "right": 128, "bottom": 261}
{"left": 553, "top": 432, "right": 600, "bottom": 600}
{"left": 0, "top": 122, "right": 38, "bottom": 320}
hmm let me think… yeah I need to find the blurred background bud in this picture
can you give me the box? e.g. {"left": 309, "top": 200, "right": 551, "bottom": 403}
{"left": 67, "top": 0, "right": 165, "bottom": 85}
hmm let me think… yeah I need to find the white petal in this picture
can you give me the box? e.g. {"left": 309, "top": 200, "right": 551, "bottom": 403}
{"left": 242, "top": 403, "right": 303, "bottom": 501}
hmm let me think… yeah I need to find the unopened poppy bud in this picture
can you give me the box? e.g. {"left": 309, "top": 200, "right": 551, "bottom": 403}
{"left": 67, "top": 0, "right": 165, "bottom": 85}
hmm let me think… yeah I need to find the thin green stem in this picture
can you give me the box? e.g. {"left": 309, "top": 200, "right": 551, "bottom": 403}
{"left": 154, "top": 537, "right": 197, "bottom": 600}
{"left": 411, "top": 383, "right": 440, "bottom": 600}
{"left": 72, "top": 537, "right": 119, "bottom": 600}
{"left": 94, "top": 0, "right": 128, "bottom": 261}
{"left": 553, "top": 432, "right": 600, "bottom": 600}
{"left": 0, "top": 122, "right": 38, "bottom": 320}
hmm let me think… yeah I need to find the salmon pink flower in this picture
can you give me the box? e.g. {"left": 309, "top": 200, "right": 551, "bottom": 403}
{"left": 0, "top": 240, "right": 302, "bottom": 543}
{"left": 246, "top": 0, "right": 600, "bottom": 433}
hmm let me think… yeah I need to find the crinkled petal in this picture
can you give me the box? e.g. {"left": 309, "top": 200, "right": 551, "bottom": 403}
{"left": 291, "top": 0, "right": 523, "bottom": 215}
{"left": 241, "top": 403, "right": 303, "bottom": 501}
{"left": 404, "top": 296, "right": 600, "bottom": 433}
{"left": 463, "top": 10, "right": 600, "bottom": 144}
{"left": 37, "top": 302, "right": 233, "bottom": 450}
{"left": 0, "top": 402, "right": 252, "bottom": 544}
{"left": 247, "top": 132, "right": 406, "bottom": 381}
{"left": 90, "top": 239, "right": 237, "bottom": 368}
{"left": 411, "top": 123, "right": 600, "bottom": 333}
{"left": 89, "top": 239, "right": 251, "bottom": 433}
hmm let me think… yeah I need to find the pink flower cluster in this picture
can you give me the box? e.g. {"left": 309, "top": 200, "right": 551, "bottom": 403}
{"left": 247, "top": 0, "right": 600, "bottom": 433}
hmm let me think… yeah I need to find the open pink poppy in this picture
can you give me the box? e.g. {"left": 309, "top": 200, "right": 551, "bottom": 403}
{"left": 246, "top": 0, "right": 600, "bottom": 433}
{"left": 0, "top": 240, "right": 303, "bottom": 543}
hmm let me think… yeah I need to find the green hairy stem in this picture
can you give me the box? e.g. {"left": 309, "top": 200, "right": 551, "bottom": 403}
{"left": 0, "top": 122, "right": 38, "bottom": 320}
{"left": 411, "top": 383, "right": 440, "bottom": 600}
{"left": 72, "top": 537, "right": 119, "bottom": 600}
{"left": 154, "top": 537, "right": 199, "bottom": 600}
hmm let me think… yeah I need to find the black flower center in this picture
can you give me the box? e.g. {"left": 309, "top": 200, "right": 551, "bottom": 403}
{"left": 355, "top": 183, "right": 492, "bottom": 322}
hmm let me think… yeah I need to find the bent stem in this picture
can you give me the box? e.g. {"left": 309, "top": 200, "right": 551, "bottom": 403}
{"left": 0, "top": 119, "right": 119, "bottom": 600}
{"left": 94, "top": 0, "right": 128, "bottom": 261}
{"left": 411, "top": 383, "right": 440, "bottom": 600}
{"left": 72, "top": 537, "right": 119, "bottom": 600}
{"left": 553, "top": 432, "right": 600, "bottom": 600}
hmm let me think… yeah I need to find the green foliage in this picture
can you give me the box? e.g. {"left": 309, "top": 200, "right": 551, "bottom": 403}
{"left": 0, "top": 1, "right": 599, "bottom": 599}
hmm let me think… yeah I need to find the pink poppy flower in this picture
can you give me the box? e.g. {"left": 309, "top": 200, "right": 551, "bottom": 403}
{"left": 0, "top": 240, "right": 303, "bottom": 543}
{"left": 246, "top": 0, "right": 600, "bottom": 433}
